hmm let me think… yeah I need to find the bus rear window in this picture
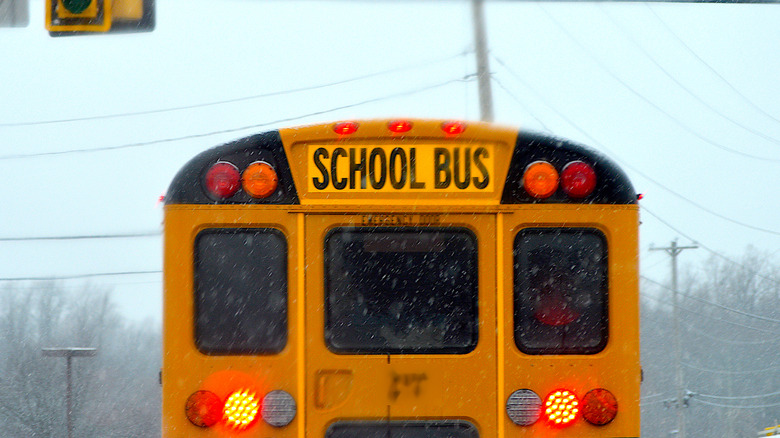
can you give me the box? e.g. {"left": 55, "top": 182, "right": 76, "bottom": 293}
{"left": 194, "top": 228, "right": 287, "bottom": 354}
{"left": 326, "top": 421, "right": 479, "bottom": 438}
{"left": 514, "top": 228, "right": 608, "bottom": 355}
{"left": 324, "top": 228, "right": 478, "bottom": 354}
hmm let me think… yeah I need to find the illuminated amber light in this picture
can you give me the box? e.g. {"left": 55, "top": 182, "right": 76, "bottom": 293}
{"left": 223, "top": 389, "right": 260, "bottom": 430}
{"left": 544, "top": 390, "right": 579, "bottom": 426}
{"left": 242, "top": 161, "right": 279, "bottom": 198}
{"left": 523, "top": 161, "right": 559, "bottom": 199}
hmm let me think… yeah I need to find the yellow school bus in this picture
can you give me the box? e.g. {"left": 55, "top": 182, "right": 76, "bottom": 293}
{"left": 162, "top": 119, "right": 640, "bottom": 437}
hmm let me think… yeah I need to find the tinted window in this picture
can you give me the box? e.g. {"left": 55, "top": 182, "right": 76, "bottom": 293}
{"left": 325, "top": 228, "right": 478, "bottom": 354}
{"left": 194, "top": 228, "right": 287, "bottom": 354}
{"left": 514, "top": 228, "right": 607, "bottom": 354}
{"left": 326, "top": 421, "right": 479, "bottom": 438}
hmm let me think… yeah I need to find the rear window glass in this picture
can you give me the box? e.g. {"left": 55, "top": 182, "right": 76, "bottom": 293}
{"left": 194, "top": 228, "right": 287, "bottom": 354}
{"left": 324, "top": 227, "right": 478, "bottom": 354}
{"left": 514, "top": 228, "right": 608, "bottom": 355}
{"left": 326, "top": 421, "right": 479, "bottom": 438}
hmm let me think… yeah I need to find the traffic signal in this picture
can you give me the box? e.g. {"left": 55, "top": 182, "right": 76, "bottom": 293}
{"left": 46, "top": 0, "right": 154, "bottom": 36}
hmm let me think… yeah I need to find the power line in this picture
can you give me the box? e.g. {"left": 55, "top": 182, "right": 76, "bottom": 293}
{"left": 697, "top": 390, "right": 780, "bottom": 400}
{"left": 491, "top": 76, "right": 552, "bottom": 132}
{"left": 683, "top": 361, "right": 780, "bottom": 375}
{"left": 599, "top": 4, "right": 780, "bottom": 148}
{"left": 0, "top": 270, "right": 161, "bottom": 282}
{"left": 641, "top": 275, "right": 780, "bottom": 324}
{"left": 0, "top": 51, "right": 471, "bottom": 128}
{"left": 645, "top": 3, "right": 780, "bottom": 127}
{"left": 535, "top": 3, "right": 780, "bottom": 163}
{"left": 695, "top": 398, "right": 780, "bottom": 409}
{"left": 681, "top": 319, "right": 779, "bottom": 346}
{"left": 640, "top": 291, "right": 780, "bottom": 335}
{"left": 0, "top": 231, "right": 160, "bottom": 242}
{"left": 492, "top": 55, "right": 780, "bottom": 237}
{"left": 0, "top": 77, "right": 472, "bottom": 161}
{"left": 641, "top": 206, "right": 780, "bottom": 286}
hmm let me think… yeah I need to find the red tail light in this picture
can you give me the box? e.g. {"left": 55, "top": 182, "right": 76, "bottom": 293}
{"left": 185, "top": 391, "right": 223, "bottom": 428}
{"left": 204, "top": 162, "right": 241, "bottom": 199}
{"left": 582, "top": 388, "right": 618, "bottom": 425}
{"left": 544, "top": 390, "right": 579, "bottom": 426}
{"left": 561, "top": 161, "right": 596, "bottom": 198}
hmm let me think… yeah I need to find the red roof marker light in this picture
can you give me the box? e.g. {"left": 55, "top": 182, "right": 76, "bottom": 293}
{"left": 333, "top": 122, "right": 359, "bottom": 135}
{"left": 441, "top": 121, "right": 466, "bottom": 135}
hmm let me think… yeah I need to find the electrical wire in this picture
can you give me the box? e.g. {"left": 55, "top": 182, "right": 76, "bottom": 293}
{"left": 535, "top": 3, "right": 780, "bottom": 163}
{"left": 695, "top": 398, "right": 780, "bottom": 409}
{"left": 645, "top": 3, "right": 780, "bottom": 127}
{"left": 491, "top": 55, "right": 780, "bottom": 238}
{"left": 0, "top": 270, "right": 161, "bottom": 282}
{"left": 0, "top": 77, "right": 472, "bottom": 161}
{"left": 0, "top": 231, "right": 160, "bottom": 242}
{"left": 491, "top": 76, "right": 553, "bottom": 133}
{"left": 599, "top": 4, "right": 780, "bottom": 148}
{"left": 0, "top": 51, "right": 471, "bottom": 128}
{"left": 641, "top": 275, "right": 780, "bottom": 324}
{"left": 640, "top": 291, "right": 780, "bottom": 335}
{"left": 641, "top": 206, "right": 780, "bottom": 286}
{"left": 697, "top": 390, "right": 780, "bottom": 400}
{"left": 682, "top": 361, "right": 780, "bottom": 375}
{"left": 680, "top": 319, "right": 779, "bottom": 346}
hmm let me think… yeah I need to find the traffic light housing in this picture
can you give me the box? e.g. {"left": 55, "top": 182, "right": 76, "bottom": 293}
{"left": 46, "top": 0, "right": 154, "bottom": 36}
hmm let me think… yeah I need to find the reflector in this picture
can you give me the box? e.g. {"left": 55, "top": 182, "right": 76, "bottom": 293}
{"left": 582, "top": 388, "right": 618, "bottom": 425}
{"left": 223, "top": 389, "right": 260, "bottom": 429}
{"left": 506, "top": 389, "right": 542, "bottom": 426}
{"left": 261, "top": 390, "right": 297, "bottom": 427}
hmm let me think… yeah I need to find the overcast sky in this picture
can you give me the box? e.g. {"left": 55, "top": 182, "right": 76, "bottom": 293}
{"left": 1, "top": 0, "right": 779, "bottom": 322}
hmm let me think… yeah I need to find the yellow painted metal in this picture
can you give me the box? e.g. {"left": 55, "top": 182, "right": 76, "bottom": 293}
{"left": 162, "top": 120, "right": 640, "bottom": 437}
{"left": 162, "top": 207, "right": 302, "bottom": 438}
{"left": 279, "top": 119, "right": 518, "bottom": 205}
{"left": 112, "top": 0, "right": 143, "bottom": 20}
{"left": 500, "top": 204, "right": 640, "bottom": 437}
{"left": 302, "top": 213, "right": 497, "bottom": 437}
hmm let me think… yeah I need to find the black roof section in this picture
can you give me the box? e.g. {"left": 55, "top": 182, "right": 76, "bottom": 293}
{"left": 501, "top": 131, "right": 637, "bottom": 205}
{"left": 165, "top": 131, "right": 299, "bottom": 205}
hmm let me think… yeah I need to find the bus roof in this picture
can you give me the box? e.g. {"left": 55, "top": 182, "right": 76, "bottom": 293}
{"left": 165, "top": 119, "right": 636, "bottom": 206}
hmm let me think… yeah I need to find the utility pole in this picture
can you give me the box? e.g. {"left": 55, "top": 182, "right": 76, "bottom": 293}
{"left": 42, "top": 347, "right": 98, "bottom": 438}
{"left": 471, "top": 0, "right": 494, "bottom": 122}
{"left": 650, "top": 239, "right": 698, "bottom": 438}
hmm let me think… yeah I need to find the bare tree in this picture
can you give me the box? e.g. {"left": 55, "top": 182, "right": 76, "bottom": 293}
{"left": 0, "top": 283, "right": 161, "bottom": 437}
